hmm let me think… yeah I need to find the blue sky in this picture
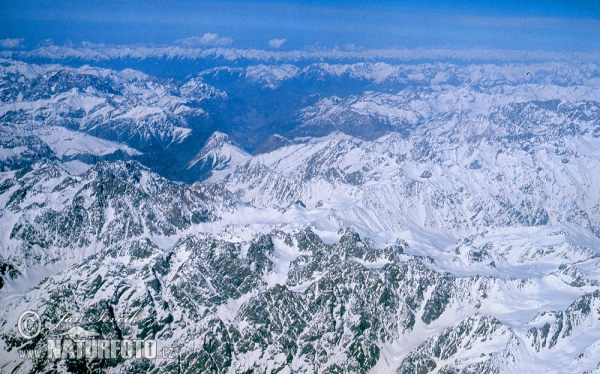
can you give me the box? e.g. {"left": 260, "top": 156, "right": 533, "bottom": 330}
{"left": 1, "top": 0, "right": 599, "bottom": 52}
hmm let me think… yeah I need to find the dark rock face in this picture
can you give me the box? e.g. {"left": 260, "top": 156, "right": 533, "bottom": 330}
{"left": 1, "top": 225, "right": 499, "bottom": 373}
{"left": 0, "top": 261, "right": 20, "bottom": 289}
{"left": 0, "top": 159, "right": 236, "bottom": 271}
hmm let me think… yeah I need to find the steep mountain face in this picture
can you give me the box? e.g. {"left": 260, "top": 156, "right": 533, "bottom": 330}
{"left": 4, "top": 58, "right": 600, "bottom": 183}
{"left": 2, "top": 226, "right": 599, "bottom": 373}
{"left": 0, "top": 61, "right": 203, "bottom": 148}
{"left": 0, "top": 159, "right": 237, "bottom": 273}
{"left": 199, "top": 107, "right": 600, "bottom": 240}
{"left": 186, "top": 132, "right": 252, "bottom": 181}
{"left": 0, "top": 59, "right": 226, "bottom": 180}
{"left": 396, "top": 315, "right": 516, "bottom": 374}
{"left": 1, "top": 54, "right": 600, "bottom": 373}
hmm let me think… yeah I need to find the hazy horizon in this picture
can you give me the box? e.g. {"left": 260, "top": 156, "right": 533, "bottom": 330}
{"left": 1, "top": 0, "right": 599, "bottom": 53}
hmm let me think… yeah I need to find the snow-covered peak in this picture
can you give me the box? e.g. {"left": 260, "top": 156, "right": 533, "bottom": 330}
{"left": 201, "top": 131, "right": 237, "bottom": 151}
{"left": 179, "top": 77, "right": 227, "bottom": 99}
{"left": 187, "top": 132, "right": 252, "bottom": 177}
{"left": 245, "top": 64, "right": 300, "bottom": 88}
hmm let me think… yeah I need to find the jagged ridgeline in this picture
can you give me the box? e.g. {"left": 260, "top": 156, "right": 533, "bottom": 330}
{"left": 0, "top": 160, "right": 599, "bottom": 373}
{"left": 2, "top": 55, "right": 600, "bottom": 373}
{"left": 0, "top": 216, "right": 565, "bottom": 373}
{"left": 3, "top": 57, "right": 600, "bottom": 184}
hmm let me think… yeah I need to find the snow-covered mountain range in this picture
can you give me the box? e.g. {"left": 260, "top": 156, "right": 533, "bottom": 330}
{"left": 1, "top": 55, "right": 600, "bottom": 373}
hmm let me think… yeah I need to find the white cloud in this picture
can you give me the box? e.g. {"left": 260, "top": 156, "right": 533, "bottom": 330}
{"left": 81, "top": 41, "right": 105, "bottom": 48}
{"left": 268, "top": 38, "right": 287, "bottom": 48}
{"left": 176, "top": 33, "right": 233, "bottom": 47}
{"left": 0, "top": 38, "right": 24, "bottom": 48}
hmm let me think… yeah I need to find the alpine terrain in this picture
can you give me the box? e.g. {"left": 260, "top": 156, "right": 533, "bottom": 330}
{"left": 1, "top": 48, "right": 600, "bottom": 373}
